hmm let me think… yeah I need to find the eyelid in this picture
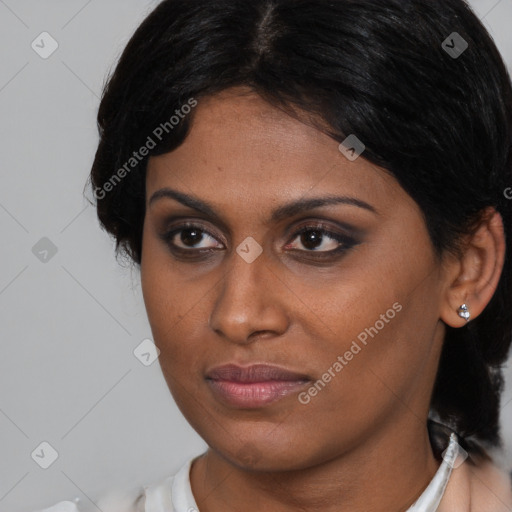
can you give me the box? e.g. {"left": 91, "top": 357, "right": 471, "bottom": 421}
{"left": 162, "top": 218, "right": 226, "bottom": 242}
{"left": 161, "top": 217, "right": 350, "bottom": 242}
{"left": 163, "top": 221, "right": 225, "bottom": 249}
{"left": 288, "top": 219, "right": 354, "bottom": 237}
{"left": 161, "top": 218, "right": 358, "bottom": 256}
{"left": 284, "top": 222, "right": 357, "bottom": 252}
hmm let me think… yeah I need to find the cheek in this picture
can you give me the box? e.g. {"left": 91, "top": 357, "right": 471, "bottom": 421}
{"left": 141, "top": 266, "right": 208, "bottom": 417}
{"left": 296, "top": 234, "right": 441, "bottom": 414}
{"left": 140, "top": 238, "right": 216, "bottom": 383}
{"left": 141, "top": 268, "right": 203, "bottom": 360}
{"left": 141, "top": 226, "right": 196, "bottom": 337}
{"left": 141, "top": 235, "right": 188, "bottom": 364}
{"left": 292, "top": 300, "right": 435, "bottom": 453}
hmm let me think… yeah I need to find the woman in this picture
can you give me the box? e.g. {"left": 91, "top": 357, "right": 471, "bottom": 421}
{"left": 37, "top": 0, "right": 512, "bottom": 510}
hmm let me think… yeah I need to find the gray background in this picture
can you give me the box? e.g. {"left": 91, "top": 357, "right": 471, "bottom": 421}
{"left": 0, "top": 1, "right": 511, "bottom": 511}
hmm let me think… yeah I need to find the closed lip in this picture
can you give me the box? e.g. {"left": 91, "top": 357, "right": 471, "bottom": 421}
{"left": 205, "top": 363, "right": 311, "bottom": 383}
{"left": 205, "top": 363, "right": 311, "bottom": 408}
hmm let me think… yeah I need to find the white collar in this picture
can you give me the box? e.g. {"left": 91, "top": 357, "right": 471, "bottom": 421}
{"left": 144, "top": 433, "right": 461, "bottom": 512}
{"left": 407, "top": 432, "right": 460, "bottom": 511}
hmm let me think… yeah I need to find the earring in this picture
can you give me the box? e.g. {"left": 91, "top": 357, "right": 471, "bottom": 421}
{"left": 457, "top": 303, "right": 470, "bottom": 322}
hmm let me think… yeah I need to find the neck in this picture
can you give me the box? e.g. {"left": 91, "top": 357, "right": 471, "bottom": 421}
{"left": 190, "top": 416, "right": 441, "bottom": 512}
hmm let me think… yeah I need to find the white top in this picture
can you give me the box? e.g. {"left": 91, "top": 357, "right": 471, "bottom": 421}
{"left": 35, "top": 433, "right": 461, "bottom": 512}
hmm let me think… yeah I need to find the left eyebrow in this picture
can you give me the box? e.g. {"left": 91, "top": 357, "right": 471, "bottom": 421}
{"left": 148, "top": 188, "right": 378, "bottom": 223}
{"left": 268, "top": 196, "right": 378, "bottom": 223}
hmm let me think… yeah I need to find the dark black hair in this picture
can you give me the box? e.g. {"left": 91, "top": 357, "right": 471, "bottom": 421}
{"left": 87, "top": 0, "right": 512, "bottom": 458}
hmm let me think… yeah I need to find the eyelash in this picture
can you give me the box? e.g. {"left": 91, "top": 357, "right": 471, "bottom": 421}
{"left": 159, "top": 221, "right": 358, "bottom": 259}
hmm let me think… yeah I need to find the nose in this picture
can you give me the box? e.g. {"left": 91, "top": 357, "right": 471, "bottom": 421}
{"left": 208, "top": 248, "right": 289, "bottom": 345}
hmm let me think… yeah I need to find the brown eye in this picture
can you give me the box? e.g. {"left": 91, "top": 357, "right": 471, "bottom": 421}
{"left": 161, "top": 223, "right": 223, "bottom": 252}
{"left": 284, "top": 224, "right": 357, "bottom": 254}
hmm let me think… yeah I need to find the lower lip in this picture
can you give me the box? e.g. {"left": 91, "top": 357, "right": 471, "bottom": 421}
{"left": 207, "top": 379, "right": 309, "bottom": 408}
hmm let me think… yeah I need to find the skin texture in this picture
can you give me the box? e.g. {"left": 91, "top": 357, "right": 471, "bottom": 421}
{"left": 140, "top": 86, "right": 505, "bottom": 512}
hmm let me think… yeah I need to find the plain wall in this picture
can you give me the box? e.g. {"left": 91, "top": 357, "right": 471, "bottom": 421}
{"left": 0, "top": 1, "right": 511, "bottom": 510}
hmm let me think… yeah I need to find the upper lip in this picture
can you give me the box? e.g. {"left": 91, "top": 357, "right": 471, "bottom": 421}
{"left": 205, "top": 363, "right": 310, "bottom": 382}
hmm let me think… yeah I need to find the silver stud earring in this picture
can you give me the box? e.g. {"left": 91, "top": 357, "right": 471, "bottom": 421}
{"left": 457, "top": 303, "right": 470, "bottom": 322}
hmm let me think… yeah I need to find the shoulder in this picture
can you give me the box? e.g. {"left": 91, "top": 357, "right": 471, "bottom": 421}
{"left": 439, "top": 455, "right": 512, "bottom": 512}
{"left": 95, "top": 486, "right": 147, "bottom": 512}
{"left": 30, "top": 458, "right": 194, "bottom": 512}
{"left": 467, "top": 458, "right": 512, "bottom": 512}
{"left": 31, "top": 486, "right": 146, "bottom": 512}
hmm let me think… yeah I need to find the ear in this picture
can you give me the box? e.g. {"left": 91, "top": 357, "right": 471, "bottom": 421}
{"left": 440, "top": 208, "right": 506, "bottom": 328}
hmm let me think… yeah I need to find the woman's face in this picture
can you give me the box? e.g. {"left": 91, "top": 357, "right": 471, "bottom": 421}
{"left": 141, "top": 87, "right": 448, "bottom": 471}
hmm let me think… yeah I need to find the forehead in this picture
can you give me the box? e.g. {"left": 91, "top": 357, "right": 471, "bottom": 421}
{"left": 145, "top": 88, "right": 403, "bottom": 217}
